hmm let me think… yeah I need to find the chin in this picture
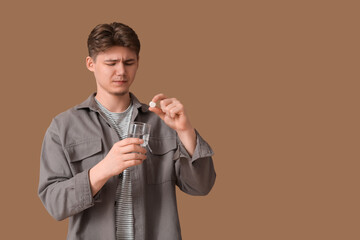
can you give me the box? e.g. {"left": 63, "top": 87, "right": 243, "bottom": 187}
{"left": 113, "top": 90, "right": 129, "bottom": 96}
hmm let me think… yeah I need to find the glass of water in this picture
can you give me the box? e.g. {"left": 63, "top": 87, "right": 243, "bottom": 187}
{"left": 127, "top": 122, "right": 151, "bottom": 147}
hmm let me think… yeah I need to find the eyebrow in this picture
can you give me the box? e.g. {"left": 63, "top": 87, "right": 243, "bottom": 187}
{"left": 104, "top": 58, "right": 136, "bottom": 63}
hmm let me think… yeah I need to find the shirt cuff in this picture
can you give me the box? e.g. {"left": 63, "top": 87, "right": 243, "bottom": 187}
{"left": 74, "top": 169, "right": 95, "bottom": 211}
{"left": 178, "top": 129, "right": 214, "bottom": 163}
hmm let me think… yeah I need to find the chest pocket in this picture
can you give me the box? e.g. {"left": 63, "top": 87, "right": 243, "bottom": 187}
{"left": 65, "top": 138, "right": 103, "bottom": 175}
{"left": 146, "top": 137, "right": 178, "bottom": 184}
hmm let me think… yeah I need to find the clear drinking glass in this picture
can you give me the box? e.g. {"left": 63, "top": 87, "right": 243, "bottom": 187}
{"left": 127, "top": 122, "right": 151, "bottom": 147}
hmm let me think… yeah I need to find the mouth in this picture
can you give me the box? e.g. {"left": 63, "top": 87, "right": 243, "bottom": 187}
{"left": 112, "top": 80, "right": 128, "bottom": 84}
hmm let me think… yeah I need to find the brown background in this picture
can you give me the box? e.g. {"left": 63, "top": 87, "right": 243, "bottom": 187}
{"left": 0, "top": 0, "right": 359, "bottom": 239}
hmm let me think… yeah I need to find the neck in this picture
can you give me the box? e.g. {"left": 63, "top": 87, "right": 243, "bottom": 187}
{"left": 95, "top": 91, "right": 131, "bottom": 113}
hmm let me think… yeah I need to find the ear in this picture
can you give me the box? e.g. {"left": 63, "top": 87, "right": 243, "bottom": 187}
{"left": 86, "top": 56, "right": 95, "bottom": 72}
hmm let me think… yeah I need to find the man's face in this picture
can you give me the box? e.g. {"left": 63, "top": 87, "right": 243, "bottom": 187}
{"left": 87, "top": 46, "right": 139, "bottom": 97}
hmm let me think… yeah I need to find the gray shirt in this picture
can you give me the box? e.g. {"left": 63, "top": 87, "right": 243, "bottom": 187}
{"left": 38, "top": 93, "right": 216, "bottom": 240}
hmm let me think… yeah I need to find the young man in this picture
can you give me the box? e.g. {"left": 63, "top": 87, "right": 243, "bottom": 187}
{"left": 38, "top": 22, "right": 216, "bottom": 240}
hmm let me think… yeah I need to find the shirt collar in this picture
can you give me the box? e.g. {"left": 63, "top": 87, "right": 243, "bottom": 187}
{"left": 75, "top": 92, "right": 149, "bottom": 113}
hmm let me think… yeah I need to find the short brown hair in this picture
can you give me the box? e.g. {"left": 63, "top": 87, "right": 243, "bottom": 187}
{"left": 87, "top": 22, "right": 141, "bottom": 60}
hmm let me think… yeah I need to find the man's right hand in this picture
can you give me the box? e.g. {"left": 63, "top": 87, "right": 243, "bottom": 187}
{"left": 89, "top": 138, "right": 147, "bottom": 196}
{"left": 103, "top": 138, "right": 147, "bottom": 177}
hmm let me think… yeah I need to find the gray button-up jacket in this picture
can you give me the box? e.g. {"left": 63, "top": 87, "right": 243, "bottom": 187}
{"left": 38, "top": 93, "right": 216, "bottom": 240}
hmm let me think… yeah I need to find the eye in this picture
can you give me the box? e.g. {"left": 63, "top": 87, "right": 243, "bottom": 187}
{"left": 106, "top": 63, "right": 116, "bottom": 66}
{"left": 124, "top": 59, "right": 137, "bottom": 65}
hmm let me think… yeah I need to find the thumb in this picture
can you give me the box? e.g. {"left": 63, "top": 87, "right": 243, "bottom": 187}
{"left": 149, "top": 107, "right": 165, "bottom": 120}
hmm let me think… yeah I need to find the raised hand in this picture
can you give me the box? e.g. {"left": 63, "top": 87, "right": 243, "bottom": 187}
{"left": 148, "top": 93, "right": 194, "bottom": 132}
{"left": 149, "top": 93, "right": 196, "bottom": 156}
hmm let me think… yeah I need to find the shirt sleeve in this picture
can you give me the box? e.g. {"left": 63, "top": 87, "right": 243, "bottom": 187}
{"left": 38, "top": 119, "right": 95, "bottom": 221}
{"left": 175, "top": 129, "right": 216, "bottom": 196}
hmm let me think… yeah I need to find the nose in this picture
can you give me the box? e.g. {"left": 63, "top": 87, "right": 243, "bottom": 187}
{"left": 116, "top": 63, "right": 126, "bottom": 76}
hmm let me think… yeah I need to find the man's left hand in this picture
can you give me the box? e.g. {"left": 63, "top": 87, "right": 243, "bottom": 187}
{"left": 149, "top": 93, "right": 194, "bottom": 133}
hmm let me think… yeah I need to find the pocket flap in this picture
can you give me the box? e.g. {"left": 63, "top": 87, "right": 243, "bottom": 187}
{"left": 148, "top": 137, "right": 177, "bottom": 155}
{"left": 65, "top": 138, "right": 102, "bottom": 162}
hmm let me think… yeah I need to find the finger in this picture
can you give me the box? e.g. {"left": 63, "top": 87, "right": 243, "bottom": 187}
{"left": 148, "top": 106, "right": 166, "bottom": 120}
{"left": 167, "top": 104, "right": 183, "bottom": 118}
{"left": 151, "top": 93, "right": 168, "bottom": 103}
{"left": 160, "top": 99, "right": 181, "bottom": 116}
{"left": 161, "top": 99, "right": 182, "bottom": 115}
{"left": 123, "top": 159, "right": 145, "bottom": 169}
{"left": 159, "top": 98, "right": 175, "bottom": 107}
{"left": 117, "top": 138, "right": 144, "bottom": 147}
{"left": 161, "top": 100, "right": 180, "bottom": 111}
{"left": 119, "top": 144, "right": 147, "bottom": 154}
{"left": 158, "top": 98, "right": 173, "bottom": 111}
{"left": 160, "top": 101, "right": 177, "bottom": 117}
{"left": 122, "top": 152, "right": 147, "bottom": 161}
